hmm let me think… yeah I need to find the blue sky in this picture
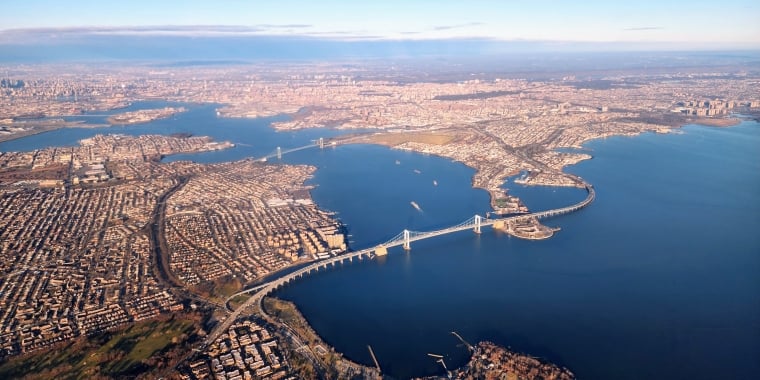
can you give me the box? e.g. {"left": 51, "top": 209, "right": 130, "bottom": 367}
{"left": 3, "top": 0, "right": 759, "bottom": 46}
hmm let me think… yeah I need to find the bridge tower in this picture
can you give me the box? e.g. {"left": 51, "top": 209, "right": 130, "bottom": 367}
{"left": 318, "top": 137, "right": 324, "bottom": 149}
{"left": 276, "top": 146, "right": 282, "bottom": 160}
{"left": 474, "top": 214, "right": 482, "bottom": 234}
{"left": 403, "top": 229, "right": 411, "bottom": 250}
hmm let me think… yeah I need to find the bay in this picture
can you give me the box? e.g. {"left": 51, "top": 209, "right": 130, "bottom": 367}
{"left": 277, "top": 121, "right": 760, "bottom": 379}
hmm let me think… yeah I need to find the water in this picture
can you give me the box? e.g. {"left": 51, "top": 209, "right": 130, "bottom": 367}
{"left": 276, "top": 121, "right": 760, "bottom": 379}
{"left": 2, "top": 104, "right": 758, "bottom": 379}
{"left": 0, "top": 101, "right": 350, "bottom": 159}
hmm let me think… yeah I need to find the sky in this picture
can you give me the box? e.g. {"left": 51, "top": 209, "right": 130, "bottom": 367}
{"left": 2, "top": 0, "right": 759, "bottom": 48}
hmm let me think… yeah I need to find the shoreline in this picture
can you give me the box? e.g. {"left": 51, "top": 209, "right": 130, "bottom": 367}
{"left": 0, "top": 100, "right": 134, "bottom": 144}
{"left": 262, "top": 297, "right": 381, "bottom": 379}
{"left": 417, "top": 341, "right": 575, "bottom": 380}
{"left": 0, "top": 121, "right": 113, "bottom": 144}
{"left": 0, "top": 124, "right": 65, "bottom": 144}
{"left": 337, "top": 113, "right": 741, "bottom": 206}
{"left": 338, "top": 130, "right": 591, "bottom": 239}
{"left": 0, "top": 101, "right": 195, "bottom": 145}
{"left": 263, "top": 297, "right": 577, "bottom": 379}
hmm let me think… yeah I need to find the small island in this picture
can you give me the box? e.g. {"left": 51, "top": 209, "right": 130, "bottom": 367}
{"left": 107, "top": 106, "right": 187, "bottom": 125}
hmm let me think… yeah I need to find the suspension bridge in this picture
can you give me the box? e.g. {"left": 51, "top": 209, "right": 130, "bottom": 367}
{"left": 209, "top": 183, "right": 595, "bottom": 345}
{"left": 257, "top": 137, "right": 332, "bottom": 161}
{"left": 257, "top": 135, "right": 374, "bottom": 161}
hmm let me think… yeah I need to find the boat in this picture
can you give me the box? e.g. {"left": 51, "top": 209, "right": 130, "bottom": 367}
{"left": 410, "top": 201, "right": 422, "bottom": 212}
{"left": 395, "top": 160, "right": 401, "bottom": 165}
{"left": 413, "top": 169, "right": 422, "bottom": 174}
{"left": 433, "top": 180, "right": 438, "bottom": 186}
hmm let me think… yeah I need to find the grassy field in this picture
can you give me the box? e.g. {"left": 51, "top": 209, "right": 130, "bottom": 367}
{"left": 192, "top": 275, "right": 243, "bottom": 303}
{"left": 228, "top": 293, "right": 252, "bottom": 310}
{"left": 214, "top": 277, "right": 243, "bottom": 298}
{"left": 264, "top": 297, "right": 318, "bottom": 346}
{"left": 0, "top": 317, "right": 196, "bottom": 379}
{"left": 263, "top": 297, "right": 380, "bottom": 379}
{"left": 364, "top": 132, "right": 457, "bottom": 146}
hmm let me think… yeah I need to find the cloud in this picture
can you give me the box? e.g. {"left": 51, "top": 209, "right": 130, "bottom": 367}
{"left": 0, "top": 24, "right": 316, "bottom": 37}
{"left": 2, "top": 25, "right": 261, "bottom": 36}
{"left": 305, "top": 30, "right": 361, "bottom": 35}
{"left": 256, "top": 24, "right": 313, "bottom": 29}
{"left": 433, "top": 22, "right": 485, "bottom": 31}
{"left": 0, "top": 22, "right": 489, "bottom": 43}
{"left": 623, "top": 27, "right": 664, "bottom": 31}
{"left": 0, "top": 25, "right": 324, "bottom": 43}
{"left": 0, "top": 24, "right": 419, "bottom": 45}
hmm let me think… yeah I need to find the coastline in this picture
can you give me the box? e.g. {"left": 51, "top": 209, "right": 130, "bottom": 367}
{"left": 262, "top": 297, "right": 381, "bottom": 379}
{"left": 262, "top": 297, "right": 577, "bottom": 379}
{"left": 0, "top": 120, "right": 108, "bottom": 144}
{"left": 262, "top": 297, "right": 576, "bottom": 380}
{"left": 417, "top": 341, "right": 575, "bottom": 380}
{"left": 0, "top": 124, "right": 65, "bottom": 144}
{"left": 0, "top": 102, "right": 191, "bottom": 145}
{"left": 336, "top": 113, "right": 741, "bottom": 211}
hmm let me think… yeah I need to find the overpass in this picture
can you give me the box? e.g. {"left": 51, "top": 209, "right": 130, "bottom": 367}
{"left": 208, "top": 183, "right": 595, "bottom": 345}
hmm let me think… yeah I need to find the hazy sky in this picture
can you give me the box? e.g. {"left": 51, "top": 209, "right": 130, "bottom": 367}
{"left": 3, "top": 0, "right": 760, "bottom": 46}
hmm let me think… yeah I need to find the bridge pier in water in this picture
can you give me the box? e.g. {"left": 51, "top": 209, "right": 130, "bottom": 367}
{"left": 403, "top": 229, "right": 411, "bottom": 250}
{"left": 276, "top": 146, "right": 282, "bottom": 160}
{"left": 474, "top": 214, "right": 482, "bottom": 234}
{"left": 318, "top": 137, "right": 324, "bottom": 149}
